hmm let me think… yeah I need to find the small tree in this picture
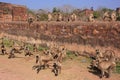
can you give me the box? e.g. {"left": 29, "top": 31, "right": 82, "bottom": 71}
{"left": 37, "top": 13, "right": 48, "bottom": 21}
{"left": 93, "top": 11, "right": 100, "bottom": 19}
{"left": 52, "top": 7, "right": 60, "bottom": 13}
{"left": 27, "top": 9, "right": 36, "bottom": 16}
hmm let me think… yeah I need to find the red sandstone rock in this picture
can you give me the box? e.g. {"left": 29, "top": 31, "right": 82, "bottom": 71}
{"left": 0, "top": 2, "right": 27, "bottom": 21}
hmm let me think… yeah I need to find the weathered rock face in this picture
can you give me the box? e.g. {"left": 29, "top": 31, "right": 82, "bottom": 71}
{"left": 0, "top": 21, "right": 120, "bottom": 49}
{"left": 12, "top": 6, "right": 27, "bottom": 21}
{"left": 0, "top": 2, "right": 27, "bottom": 21}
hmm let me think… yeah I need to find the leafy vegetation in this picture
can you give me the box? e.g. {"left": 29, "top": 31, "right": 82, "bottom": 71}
{"left": 93, "top": 11, "right": 100, "bottom": 19}
{"left": 36, "top": 13, "right": 48, "bottom": 21}
{"left": 115, "top": 62, "right": 120, "bottom": 74}
{"left": 38, "top": 46, "right": 48, "bottom": 51}
{"left": 52, "top": 7, "right": 60, "bottom": 13}
{"left": 27, "top": 9, "right": 36, "bottom": 17}
{"left": 62, "top": 50, "right": 75, "bottom": 62}
{"left": 66, "top": 50, "right": 75, "bottom": 57}
{"left": 2, "top": 38, "right": 14, "bottom": 47}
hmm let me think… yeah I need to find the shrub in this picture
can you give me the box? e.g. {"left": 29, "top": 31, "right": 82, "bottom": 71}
{"left": 93, "top": 11, "right": 100, "bottom": 19}
{"left": 39, "top": 14, "right": 48, "bottom": 21}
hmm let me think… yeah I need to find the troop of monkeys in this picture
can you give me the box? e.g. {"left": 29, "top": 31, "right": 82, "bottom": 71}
{"left": 47, "top": 11, "right": 118, "bottom": 22}
{"left": 91, "top": 49, "right": 117, "bottom": 78}
{"left": 0, "top": 40, "right": 66, "bottom": 76}
{"left": 48, "top": 13, "right": 77, "bottom": 22}
{"left": 1, "top": 41, "right": 33, "bottom": 58}
{"left": 33, "top": 43, "right": 66, "bottom": 76}
{"left": 89, "top": 11, "right": 117, "bottom": 22}
{"left": 0, "top": 39, "right": 118, "bottom": 78}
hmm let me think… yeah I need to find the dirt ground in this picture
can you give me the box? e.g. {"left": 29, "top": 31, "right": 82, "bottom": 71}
{"left": 0, "top": 52, "right": 120, "bottom": 80}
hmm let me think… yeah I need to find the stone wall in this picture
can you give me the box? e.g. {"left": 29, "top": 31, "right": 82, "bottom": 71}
{"left": 12, "top": 6, "right": 27, "bottom": 21}
{"left": 0, "top": 2, "right": 27, "bottom": 21}
{"left": 0, "top": 21, "right": 120, "bottom": 49}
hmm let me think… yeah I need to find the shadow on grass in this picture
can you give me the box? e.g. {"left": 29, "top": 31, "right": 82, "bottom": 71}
{"left": 87, "top": 65, "right": 101, "bottom": 78}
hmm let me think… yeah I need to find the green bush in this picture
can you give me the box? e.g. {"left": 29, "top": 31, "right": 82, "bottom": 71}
{"left": 39, "top": 14, "right": 48, "bottom": 21}
{"left": 93, "top": 11, "right": 100, "bottom": 19}
{"left": 52, "top": 7, "right": 60, "bottom": 13}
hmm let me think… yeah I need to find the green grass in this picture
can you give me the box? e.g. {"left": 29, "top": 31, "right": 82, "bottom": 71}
{"left": 63, "top": 50, "right": 77, "bottom": 62}
{"left": 26, "top": 44, "right": 33, "bottom": 51}
{"left": 2, "top": 37, "right": 50, "bottom": 52}
{"left": 2, "top": 38, "right": 14, "bottom": 47}
{"left": 66, "top": 50, "right": 76, "bottom": 58}
{"left": 25, "top": 44, "right": 49, "bottom": 51}
{"left": 116, "top": 62, "right": 120, "bottom": 74}
{"left": 66, "top": 50, "right": 92, "bottom": 61}
{"left": 38, "top": 46, "right": 49, "bottom": 51}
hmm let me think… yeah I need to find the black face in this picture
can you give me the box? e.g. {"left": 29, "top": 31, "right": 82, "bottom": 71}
{"left": 96, "top": 49, "right": 99, "bottom": 54}
{"left": 13, "top": 48, "right": 16, "bottom": 51}
{"left": 36, "top": 56, "right": 39, "bottom": 58}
